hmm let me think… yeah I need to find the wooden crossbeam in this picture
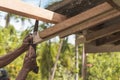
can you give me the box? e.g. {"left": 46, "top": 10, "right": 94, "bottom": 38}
{"left": 85, "top": 43, "right": 120, "bottom": 53}
{"left": 96, "top": 33, "right": 120, "bottom": 46}
{"left": 0, "top": 0, "right": 66, "bottom": 23}
{"left": 39, "top": 2, "right": 113, "bottom": 38}
{"left": 106, "top": 0, "right": 120, "bottom": 9}
{"left": 76, "top": 22, "right": 120, "bottom": 44}
{"left": 33, "top": 32, "right": 58, "bottom": 44}
{"left": 114, "top": 40, "right": 120, "bottom": 45}
{"left": 47, "top": 0, "right": 72, "bottom": 11}
{"left": 86, "top": 22, "right": 120, "bottom": 42}
{"left": 59, "top": 8, "right": 120, "bottom": 38}
{"left": 34, "top": 2, "right": 120, "bottom": 44}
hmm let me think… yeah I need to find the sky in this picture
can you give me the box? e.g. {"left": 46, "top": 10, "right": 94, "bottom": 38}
{"left": 0, "top": 0, "right": 75, "bottom": 44}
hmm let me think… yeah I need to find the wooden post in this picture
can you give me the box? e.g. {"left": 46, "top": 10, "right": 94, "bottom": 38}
{"left": 81, "top": 44, "right": 87, "bottom": 80}
{"left": 75, "top": 34, "right": 79, "bottom": 80}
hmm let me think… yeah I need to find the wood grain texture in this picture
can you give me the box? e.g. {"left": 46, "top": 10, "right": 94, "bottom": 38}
{"left": 0, "top": 0, "right": 66, "bottom": 23}
{"left": 39, "top": 2, "right": 113, "bottom": 38}
{"left": 85, "top": 42, "right": 120, "bottom": 53}
{"left": 86, "top": 22, "right": 120, "bottom": 42}
{"left": 59, "top": 9, "right": 120, "bottom": 38}
{"left": 96, "top": 33, "right": 120, "bottom": 46}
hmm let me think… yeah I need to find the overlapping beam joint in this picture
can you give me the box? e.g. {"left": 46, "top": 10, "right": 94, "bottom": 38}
{"left": 35, "top": 1, "right": 120, "bottom": 47}
{"left": 0, "top": 0, "right": 120, "bottom": 46}
{"left": 0, "top": 0, "right": 120, "bottom": 80}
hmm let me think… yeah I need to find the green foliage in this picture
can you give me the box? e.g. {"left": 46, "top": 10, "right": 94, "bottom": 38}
{"left": 37, "top": 42, "right": 54, "bottom": 79}
{"left": 0, "top": 25, "right": 23, "bottom": 79}
{"left": 1, "top": 24, "right": 120, "bottom": 80}
{"left": 0, "top": 25, "right": 19, "bottom": 54}
{"left": 87, "top": 53, "right": 120, "bottom": 80}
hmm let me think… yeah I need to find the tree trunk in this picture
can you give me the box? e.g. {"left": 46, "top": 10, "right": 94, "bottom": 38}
{"left": 49, "top": 39, "right": 63, "bottom": 80}
{"left": 5, "top": 13, "right": 10, "bottom": 28}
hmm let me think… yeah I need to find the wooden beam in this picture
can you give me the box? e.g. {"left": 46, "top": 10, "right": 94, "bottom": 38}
{"left": 59, "top": 9, "right": 120, "bottom": 38}
{"left": 0, "top": 0, "right": 66, "bottom": 23}
{"left": 39, "top": 2, "right": 113, "bottom": 38}
{"left": 47, "top": 0, "right": 72, "bottom": 11}
{"left": 76, "top": 22, "right": 120, "bottom": 44}
{"left": 114, "top": 40, "right": 120, "bottom": 45}
{"left": 106, "top": 0, "right": 120, "bottom": 10}
{"left": 96, "top": 33, "right": 120, "bottom": 46}
{"left": 81, "top": 44, "right": 87, "bottom": 80}
{"left": 86, "top": 22, "right": 120, "bottom": 42}
{"left": 85, "top": 42, "right": 120, "bottom": 53}
{"left": 76, "top": 35, "right": 86, "bottom": 44}
{"left": 33, "top": 32, "right": 58, "bottom": 44}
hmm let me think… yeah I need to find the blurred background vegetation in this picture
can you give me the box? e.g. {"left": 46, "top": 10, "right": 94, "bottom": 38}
{"left": 0, "top": 0, "right": 120, "bottom": 80}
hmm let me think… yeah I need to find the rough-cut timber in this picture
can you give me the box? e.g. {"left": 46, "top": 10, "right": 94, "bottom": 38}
{"left": 106, "top": 0, "right": 120, "bottom": 10}
{"left": 59, "top": 9, "right": 120, "bottom": 38}
{"left": 0, "top": 0, "right": 66, "bottom": 23}
{"left": 39, "top": 2, "right": 113, "bottom": 38}
{"left": 76, "top": 20, "right": 120, "bottom": 44}
{"left": 85, "top": 43, "right": 120, "bottom": 53}
{"left": 86, "top": 22, "right": 120, "bottom": 42}
{"left": 47, "top": 0, "right": 72, "bottom": 11}
{"left": 48, "top": 0, "right": 105, "bottom": 17}
{"left": 96, "top": 33, "right": 120, "bottom": 46}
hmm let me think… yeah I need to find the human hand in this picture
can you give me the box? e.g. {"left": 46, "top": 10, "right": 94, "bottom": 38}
{"left": 22, "top": 34, "right": 33, "bottom": 47}
{"left": 22, "top": 45, "right": 38, "bottom": 73}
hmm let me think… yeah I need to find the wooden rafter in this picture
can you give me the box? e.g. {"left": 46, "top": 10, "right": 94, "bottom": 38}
{"left": 59, "top": 9, "right": 120, "bottom": 38}
{"left": 106, "top": 0, "right": 120, "bottom": 10}
{"left": 39, "top": 2, "right": 113, "bottom": 38}
{"left": 34, "top": 2, "right": 120, "bottom": 44}
{"left": 47, "top": 0, "right": 72, "bottom": 11}
{"left": 96, "top": 33, "right": 120, "bottom": 46}
{"left": 76, "top": 21, "right": 120, "bottom": 44}
{"left": 85, "top": 43, "right": 120, "bottom": 53}
{"left": 0, "top": 0, "right": 66, "bottom": 23}
{"left": 86, "top": 22, "right": 120, "bottom": 42}
{"left": 114, "top": 40, "right": 120, "bottom": 45}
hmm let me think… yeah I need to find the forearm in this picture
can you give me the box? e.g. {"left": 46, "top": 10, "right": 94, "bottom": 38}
{"left": 16, "top": 68, "right": 30, "bottom": 80}
{"left": 0, "top": 45, "right": 28, "bottom": 68}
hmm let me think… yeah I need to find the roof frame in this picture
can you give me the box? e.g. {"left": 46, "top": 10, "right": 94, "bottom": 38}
{"left": 86, "top": 22, "right": 120, "bottom": 42}
{"left": 34, "top": 3, "right": 120, "bottom": 43}
{"left": 39, "top": 2, "right": 113, "bottom": 38}
{"left": 96, "top": 33, "right": 120, "bottom": 46}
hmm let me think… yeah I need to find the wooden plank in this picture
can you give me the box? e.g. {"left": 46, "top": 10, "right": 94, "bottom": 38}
{"left": 114, "top": 40, "right": 120, "bottom": 45}
{"left": 96, "top": 33, "right": 120, "bottom": 46}
{"left": 59, "top": 9, "right": 120, "bottom": 38}
{"left": 39, "top": 2, "right": 113, "bottom": 38}
{"left": 33, "top": 32, "right": 58, "bottom": 44}
{"left": 76, "top": 35, "right": 86, "bottom": 44}
{"left": 33, "top": 3, "right": 120, "bottom": 44}
{"left": 47, "top": 0, "right": 72, "bottom": 11}
{"left": 0, "top": 0, "right": 66, "bottom": 23}
{"left": 106, "top": 0, "right": 120, "bottom": 10}
{"left": 86, "top": 22, "right": 120, "bottom": 42}
{"left": 85, "top": 42, "right": 120, "bottom": 53}
{"left": 34, "top": 9, "right": 120, "bottom": 44}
